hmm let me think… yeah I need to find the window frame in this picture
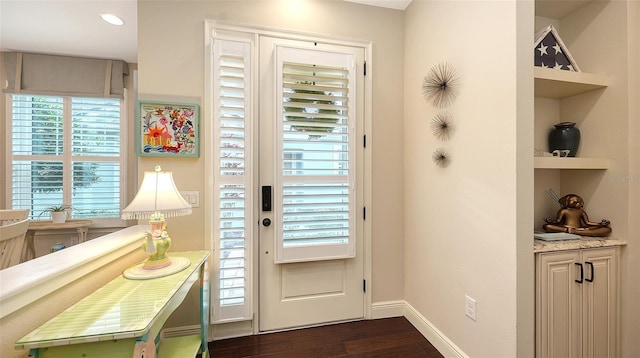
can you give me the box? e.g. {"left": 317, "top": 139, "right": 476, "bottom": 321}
{"left": 5, "top": 94, "right": 128, "bottom": 228}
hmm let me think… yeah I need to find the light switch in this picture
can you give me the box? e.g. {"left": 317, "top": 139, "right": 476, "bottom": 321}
{"left": 180, "top": 191, "right": 200, "bottom": 208}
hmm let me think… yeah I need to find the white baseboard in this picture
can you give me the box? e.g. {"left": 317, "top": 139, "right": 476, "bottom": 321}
{"left": 403, "top": 301, "right": 468, "bottom": 358}
{"left": 371, "top": 300, "right": 406, "bottom": 319}
{"left": 372, "top": 300, "right": 467, "bottom": 357}
{"left": 210, "top": 319, "right": 255, "bottom": 341}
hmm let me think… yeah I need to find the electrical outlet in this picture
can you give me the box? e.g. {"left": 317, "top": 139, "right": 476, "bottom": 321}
{"left": 465, "top": 295, "right": 477, "bottom": 321}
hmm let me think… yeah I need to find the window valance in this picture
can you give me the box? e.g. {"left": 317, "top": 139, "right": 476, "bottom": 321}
{"left": 2, "top": 52, "right": 129, "bottom": 99}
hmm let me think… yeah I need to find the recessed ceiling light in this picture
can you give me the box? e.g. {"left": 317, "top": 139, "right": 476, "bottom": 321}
{"left": 100, "top": 13, "right": 124, "bottom": 26}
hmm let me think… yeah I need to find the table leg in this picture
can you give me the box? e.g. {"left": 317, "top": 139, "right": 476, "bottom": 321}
{"left": 76, "top": 228, "right": 89, "bottom": 243}
{"left": 22, "top": 231, "right": 36, "bottom": 262}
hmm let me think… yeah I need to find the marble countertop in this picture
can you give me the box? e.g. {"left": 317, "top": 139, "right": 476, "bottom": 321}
{"left": 534, "top": 236, "right": 627, "bottom": 253}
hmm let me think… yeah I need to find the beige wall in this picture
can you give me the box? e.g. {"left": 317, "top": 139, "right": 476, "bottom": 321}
{"left": 404, "top": 0, "right": 533, "bottom": 356}
{"left": 623, "top": 1, "right": 640, "bottom": 356}
{"left": 137, "top": 0, "right": 405, "bottom": 326}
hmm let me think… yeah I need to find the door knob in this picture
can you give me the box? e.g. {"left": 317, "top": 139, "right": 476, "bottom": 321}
{"left": 262, "top": 218, "right": 271, "bottom": 227}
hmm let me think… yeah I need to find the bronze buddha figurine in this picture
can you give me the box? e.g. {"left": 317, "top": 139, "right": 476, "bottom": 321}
{"left": 543, "top": 194, "right": 611, "bottom": 237}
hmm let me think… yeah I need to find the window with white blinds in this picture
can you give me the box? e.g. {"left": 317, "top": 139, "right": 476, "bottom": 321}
{"left": 275, "top": 46, "right": 356, "bottom": 263}
{"left": 211, "top": 38, "right": 253, "bottom": 322}
{"left": 8, "top": 95, "right": 123, "bottom": 222}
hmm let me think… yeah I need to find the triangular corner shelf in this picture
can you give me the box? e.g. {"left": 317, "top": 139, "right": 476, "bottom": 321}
{"left": 534, "top": 24, "right": 580, "bottom": 72}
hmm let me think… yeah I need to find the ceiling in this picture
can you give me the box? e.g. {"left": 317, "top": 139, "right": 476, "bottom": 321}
{"left": 1, "top": 0, "right": 138, "bottom": 63}
{"left": 0, "top": 0, "right": 411, "bottom": 64}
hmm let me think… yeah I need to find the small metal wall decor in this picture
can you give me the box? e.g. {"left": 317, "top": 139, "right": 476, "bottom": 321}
{"left": 430, "top": 111, "right": 455, "bottom": 141}
{"left": 432, "top": 148, "right": 451, "bottom": 168}
{"left": 422, "top": 62, "right": 460, "bottom": 109}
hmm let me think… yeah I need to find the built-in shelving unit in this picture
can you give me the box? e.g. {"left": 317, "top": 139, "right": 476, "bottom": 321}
{"left": 534, "top": 0, "right": 626, "bottom": 355}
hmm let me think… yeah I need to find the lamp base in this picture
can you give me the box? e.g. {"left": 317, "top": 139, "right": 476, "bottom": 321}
{"left": 123, "top": 256, "right": 191, "bottom": 280}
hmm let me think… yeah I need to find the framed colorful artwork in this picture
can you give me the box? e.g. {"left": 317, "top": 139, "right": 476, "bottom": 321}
{"left": 136, "top": 100, "right": 199, "bottom": 157}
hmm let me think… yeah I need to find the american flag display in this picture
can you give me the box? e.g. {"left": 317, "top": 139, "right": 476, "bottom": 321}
{"left": 534, "top": 25, "right": 579, "bottom": 72}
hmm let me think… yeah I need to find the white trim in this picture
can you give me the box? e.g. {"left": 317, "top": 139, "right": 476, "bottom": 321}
{"left": 203, "top": 19, "right": 216, "bottom": 342}
{"left": 207, "top": 21, "right": 371, "bottom": 50}
{"left": 371, "top": 300, "right": 405, "bottom": 319}
{"left": 404, "top": 301, "right": 468, "bottom": 358}
{"left": 0, "top": 225, "right": 149, "bottom": 319}
{"left": 362, "top": 42, "right": 372, "bottom": 320}
{"left": 212, "top": 319, "right": 255, "bottom": 341}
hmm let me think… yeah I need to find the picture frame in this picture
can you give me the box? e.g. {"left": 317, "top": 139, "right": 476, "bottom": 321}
{"left": 534, "top": 24, "right": 580, "bottom": 72}
{"left": 136, "top": 100, "right": 199, "bottom": 157}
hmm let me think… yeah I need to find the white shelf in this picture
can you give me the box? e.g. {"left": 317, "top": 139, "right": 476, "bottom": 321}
{"left": 534, "top": 67, "right": 609, "bottom": 99}
{"left": 534, "top": 157, "right": 609, "bottom": 169}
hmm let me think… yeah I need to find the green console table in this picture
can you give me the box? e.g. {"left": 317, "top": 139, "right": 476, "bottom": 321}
{"left": 16, "top": 250, "right": 210, "bottom": 358}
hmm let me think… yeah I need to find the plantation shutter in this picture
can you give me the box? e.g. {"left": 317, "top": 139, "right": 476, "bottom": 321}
{"left": 70, "top": 98, "right": 122, "bottom": 218}
{"left": 211, "top": 37, "right": 253, "bottom": 322}
{"left": 11, "top": 96, "right": 65, "bottom": 212}
{"left": 275, "top": 46, "right": 356, "bottom": 263}
{"left": 10, "top": 95, "right": 122, "bottom": 220}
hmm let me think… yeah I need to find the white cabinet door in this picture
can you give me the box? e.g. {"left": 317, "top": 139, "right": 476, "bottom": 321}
{"left": 536, "top": 247, "right": 619, "bottom": 358}
{"left": 537, "top": 250, "right": 582, "bottom": 358}
{"left": 581, "top": 248, "right": 618, "bottom": 358}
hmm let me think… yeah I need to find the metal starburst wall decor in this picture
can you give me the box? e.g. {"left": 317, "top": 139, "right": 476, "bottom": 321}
{"left": 430, "top": 112, "right": 455, "bottom": 141}
{"left": 422, "top": 62, "right": 460, "bottom": 109}
{"left": 432, "top": 148, "right": 451, "bottom": 168}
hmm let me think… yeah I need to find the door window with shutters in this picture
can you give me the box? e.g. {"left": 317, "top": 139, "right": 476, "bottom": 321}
{"left": 275, "top": 46, "right": 356, "bottom": 263}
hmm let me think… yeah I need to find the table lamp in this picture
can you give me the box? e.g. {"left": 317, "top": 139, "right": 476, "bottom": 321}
{"left": 121, "top": 165, "right": 192, "bottom": 279}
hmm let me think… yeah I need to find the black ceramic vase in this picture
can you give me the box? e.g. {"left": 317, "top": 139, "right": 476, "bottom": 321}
{"left": 548, "top": 122, "right": 580, "bottom": 157}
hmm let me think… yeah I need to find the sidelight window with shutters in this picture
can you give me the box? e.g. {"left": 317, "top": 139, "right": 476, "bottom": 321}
{"left": 211, "top": 36, "right": 254, "bottom": 322}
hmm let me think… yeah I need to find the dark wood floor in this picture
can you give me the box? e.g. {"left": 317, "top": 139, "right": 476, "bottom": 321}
{"left": 209, "top": 317, "right": 443, "bottom": 357}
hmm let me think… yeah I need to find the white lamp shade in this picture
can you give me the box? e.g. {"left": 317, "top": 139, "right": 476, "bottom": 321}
{"left": 121, "top": 170, "right": 192, "bottom": 220}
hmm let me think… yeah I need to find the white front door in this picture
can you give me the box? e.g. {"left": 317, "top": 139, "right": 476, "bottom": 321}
{"left": 257, "top": 36, "right": 365, "bottom": 332}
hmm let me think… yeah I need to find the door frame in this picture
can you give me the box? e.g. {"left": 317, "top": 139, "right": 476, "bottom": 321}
{"left": 203, "top": 21, "right": 373, "bottom": 336}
